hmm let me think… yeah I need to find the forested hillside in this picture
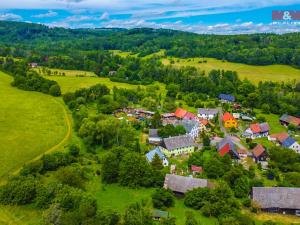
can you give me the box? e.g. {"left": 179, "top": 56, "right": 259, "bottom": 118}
{"left": 0, "top": 21, "right": 300, "bottom": 66}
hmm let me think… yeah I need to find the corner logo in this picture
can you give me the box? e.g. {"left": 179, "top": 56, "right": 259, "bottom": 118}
{"left": 272, "top": 10, "right": 300, "bottom": 20}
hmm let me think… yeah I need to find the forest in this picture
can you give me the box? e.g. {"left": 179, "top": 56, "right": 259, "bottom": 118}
{"left": 0, "top": 21, "right": 300, "bottom": 67}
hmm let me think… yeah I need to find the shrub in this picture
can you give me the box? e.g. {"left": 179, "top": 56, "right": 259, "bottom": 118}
{"left": 152, "top": 188, "right": 174, "bottom": 209}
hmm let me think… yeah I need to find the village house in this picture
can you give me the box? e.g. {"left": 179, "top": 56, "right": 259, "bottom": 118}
{"left": 174, "top": 108, "right": 197, "bottom": 120}
{"left": 252, "top": 144, "right": 268, "bottom": 162}
{"left": 197, "top": 108, "right": 218, "bottom": 120}
{"left": 161, "top": 113, "right": 176, "bottom": 119}
{"left": 217, "top": 137, "right": 240, "bottom": 159}
{"left": 252, "top": 187, "right": 300, "bottom": 216}
{"left": 29, "top": 62, "right": 38, "bottom": 68}
{"left": 163, "top": 174, "right": 209, "bottom": 195}
{"left": 135, "top": 109, "right": 155, "bottom": 118}
{"left": 243, "top": 123, "right": 270, "bottom": 139}
{"left": 280, "top": 114, "right": 300, "bottom": 129}
{"left": 174, "top": 108, "right": 187, "bottom": 119}
{"left": 174, "top": 119, "right": 201, "bottom": 139}
{"left": 282, "top": 137, "right": 300, "bottom": 154}
{"left": 161, "top": 135, "right": 197, "bottom": 157}
{"left": 219, "top": 94, "right": 235, "bottom": 103}
{"left": 268, "top": 133, "right": 289, "bottom": 143}
{"left": 223, "top": 112, "right": 238, "bottom": 128}
{"left": 269, "top": 133, "right": 300, "bottom": 154}
{"left": 148, "top": 129, "right": 162, "bottom": 145}
{"left": 146, "top": 147, "right": 169, "bottom": 167}
{"left": 191, "top": 165, "right": 203, "bottom": 175}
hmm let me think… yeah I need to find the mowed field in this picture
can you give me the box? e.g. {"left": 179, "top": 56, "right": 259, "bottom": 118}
{"left": 0, "top": 72, "right": 68, "bottom": 179}
{"left": 162, "top": 57, "right": 300, "bottom": 84}
{"left": 35, "top": 68, "right": 144, "bottom": 94}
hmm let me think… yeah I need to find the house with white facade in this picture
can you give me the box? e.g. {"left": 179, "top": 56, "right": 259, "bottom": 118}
{"left": 197, "top": 108, "right": 218, "bottom": 120}
{"left": 174, "top": 119, "right": 201, "bottom": 139}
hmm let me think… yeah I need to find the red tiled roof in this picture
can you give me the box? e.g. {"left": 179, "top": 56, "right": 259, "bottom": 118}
{"left": 223, "top": 112, "right": 235, "bottom": 121}
{"left": 270, "top": 133, "right": 289, "bottom": 143}
{"left": 250, "top": 123, "right": 261, "bottom": 133}
{"left": 219, "top": 143, "right": 230, "bottom": 156}
{"left": 184, "top": 112, "right": 196, "bottom": 120}
{"left": 191, "top": 165, "right": 203, "bottom": 173}
{"left": 290, "top": 116, "right": 300, "bottom": 126}
{"left": 174, "top": 108, "right": 187, "bottom": 118}
{"left": 252, "top": 144, "right": 265, "bottom": 158}
{"left": 198, "top": 119, "right": 209, "bottom": 126}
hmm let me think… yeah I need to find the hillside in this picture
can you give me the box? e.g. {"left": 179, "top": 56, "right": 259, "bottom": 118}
{"left": 0, "top": 71, "right": 69, "bottom": 180}
{"left": 0, "top": 21, "right": 300, "bottom": 67}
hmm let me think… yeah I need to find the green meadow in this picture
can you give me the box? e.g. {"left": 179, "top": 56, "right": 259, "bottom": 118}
{"left": 0, "top": 71, "right": 69, "bottom": 179}
{"left": 162, "top": 57, "right": 300, "bottom": 84}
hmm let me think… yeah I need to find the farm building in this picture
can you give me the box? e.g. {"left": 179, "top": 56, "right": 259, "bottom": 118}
{"left": 174, "top": 119, "right": 201, "bottom": 139}
{"left": 217, "top": 137, "right": 239, "bottom": 159}
{"left": 280, "top": 114, "right": 300, "bottom": 128}
{"left": 161, "top": 135, "right": 197, "bottom": 157}
{"left": 197, "top": 108, "right": 218, "bottom": 120}
{"left": 252, "top": 144, "right": 268, "bottom": 162}
{"left": 29, "top": 62, "right": 38, "bottom": 68}
{"left": 146, "top": 147, "right": 169, "bottom": 167}
{"left": 243, "top": 123, "right": 270, "bottom": 139}
{"left": 148, "top": 129, "right": 162, "bottom": 145}
{"left": 252, "top": 187, "right": 300, "bottom": 215}
{"left": 219, "top": 94, "right": 235, "bottom": 103}
{"left": 164, "top": 174, "right": 209, "bottom": 195}
{"left": 223, "top": 112, "right": 238, "bottom": 128}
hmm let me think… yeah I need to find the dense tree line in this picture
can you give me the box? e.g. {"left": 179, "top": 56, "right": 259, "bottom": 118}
{"left": 0, "top": 57, "right": 61, "bottom": 96}
{"left": 1, "top": 21, "right": 300, "bottom": 67}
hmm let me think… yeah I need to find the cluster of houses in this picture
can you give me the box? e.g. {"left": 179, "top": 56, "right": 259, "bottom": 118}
{"left": 144, "top": 97, "right": 300, "bottom": 218}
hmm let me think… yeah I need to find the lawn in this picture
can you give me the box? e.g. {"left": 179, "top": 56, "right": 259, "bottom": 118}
{"left": 86, "top": 176, "right": 217, "bottom": 225}
{"left": 0, "top": 205, "right": 42, "bottom": 225}
{"left": 33, "top": 67, "right": 96, "bottom": 77}
{"left": 254, "top": 110, "right": 287, "bottom": 134}
{"left": 162, "top": 57, "right": 300, "bottom": 84}
{"left": 42, "top": 75, "right": 144, "bottom": 94}
{"left": 0, "top": 72, "right": 68, "bottom": 180}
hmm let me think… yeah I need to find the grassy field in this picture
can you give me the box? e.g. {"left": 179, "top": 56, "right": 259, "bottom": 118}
{"left": 33, "top": 67, "right": 146, "bottom": 93}
{"left": 0, "top": 206, "right": 42, "bottom": 225}
{"left": 0, "top": 72, "right": 69, "bottom": 179}
{"left": 162, "top": 57, "right": 300, "bottom": 84}
{"left": 87, "top": 176, "right": 217, "bottom": 225}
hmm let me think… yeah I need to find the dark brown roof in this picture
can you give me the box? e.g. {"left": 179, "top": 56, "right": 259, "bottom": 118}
{"left": 252, "top": 187, "right": 300, "bottom": 209}
{"left": 164, "top": 174, "right": 208, "bottom": 193}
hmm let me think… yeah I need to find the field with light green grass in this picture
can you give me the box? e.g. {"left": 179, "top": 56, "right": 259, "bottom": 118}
{"left": 86, "top": 176, "right": 218, "bottom": 225}
{"left": 34, "top": 67, "right": 96, "bottom": 77}
{"left": 0, "top": 71, "right": 69, "bottom": 180}
{"left": 162, "top": 57, "right": 300, "bottom": 84}
{"left": 42, "top": 75, "right": 145, "bottom": 94}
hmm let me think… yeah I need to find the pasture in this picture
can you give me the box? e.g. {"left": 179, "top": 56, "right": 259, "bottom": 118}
{"left": 34, "top": 67, "right": 145, "bottom": 94}
{"left": 162, "top": 57, "right": 300, "bottom": 84}
{"left": 0, "top": 72, "right": 69, "bottom": 179}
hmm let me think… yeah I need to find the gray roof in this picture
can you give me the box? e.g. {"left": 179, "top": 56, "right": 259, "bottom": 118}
{"left": 260, "top": 123, "right": 270, "bottom": 133}
{"left": 174, "top": 119, "right": 198, "bottom": 133}
{"left": 252, "top": 187, "right": 300, "bottom": 209}
{"left": 197, "top": 108, "right": 219, "bottom": 115}
{"left": 163, "top": 135, "right": 196, "bottom": 150}
{"left": 164, "top": 174, "right": 208, "bottom": 193}
{"left": 149, "top": 129, "right": 159, "bottom": 138}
